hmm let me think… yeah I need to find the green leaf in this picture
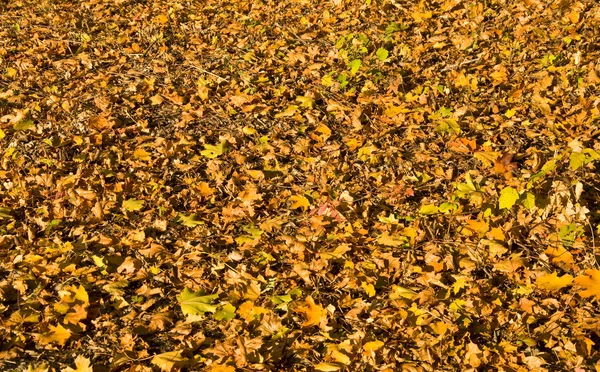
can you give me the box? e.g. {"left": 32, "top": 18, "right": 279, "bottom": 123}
{"left": 177, "top": 213, "right": 203, "bottom": 227}
{"left": 439, "top": 202, "right": 458, "bottom": 214}
{"left": 376, "top": 47, "right": 389, "bottom": 62}
{"left": 520, "top": 192, "right": 536, "bottom": 210}
{"left": 200, "top": 142, "right": 225, "bottom": 159}
{"left": 177, "top": 288, "right": 218, "bottom": 315}
{"left": 419, "top": 203, "right": 438, "bottom": 215}
{"left": 123, "top": 199, "right": 145, "bottom": 212}
{"left": 214, "top": 303, "right": 236, "bottom": 321}
{"left": 348, "top": 59, "right": 362, "bottom": 75}
{"left": 499, "top": 187, "right": 519, "bottom": 210}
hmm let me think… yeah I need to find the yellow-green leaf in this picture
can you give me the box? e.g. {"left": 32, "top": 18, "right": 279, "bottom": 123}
{"left": 419, "top": 203, "right": 438, "bottom": 215}
{"left": 376, "top": 47, "right": 389, "bottom": 62}
{"left": 14, "top": 118, "right": 35, "bottom": 131}
{"left": 177, "top": 288, "right": 218, "bottom": 315}
{"left": 123, "top": 199, "right": 145, "bottom": 212}
{"left": 177, "top": 213, "right": 203, "bottom": 227}
{"left": 201, "top": 143, "right": 225, "bottom": 159}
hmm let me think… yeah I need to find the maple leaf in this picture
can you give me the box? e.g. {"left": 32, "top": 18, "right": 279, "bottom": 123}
{"left": 133, "top": 148, "right": 151, "bottom": 161}
{"left": 151, "top": 351, "right": 188, "bottom": 371}
{"left": 536, "top": 272, "right": 573, "bottom": 291}
{"left": 38, "top": 324, "right": 71, "bottom": 346}
{"left": 574, "top": 269, "right": 600, "bottom": 299}
{"left": 289, "top": 195, "right": 310, "bottom": 211}
{"left": 201, "top": 142, "right": 225, "bottom": 158}
{"left": 62, "top": 355, "right": 93, "bottom": 372}
{"left": 122, "top": 199, "right": 145, "bottom": 212}
{"left": 296, "top": 296, "right": 326, "bottom": 327}
{"left": 177, "top": 288, "right": 218, "bottom": 315}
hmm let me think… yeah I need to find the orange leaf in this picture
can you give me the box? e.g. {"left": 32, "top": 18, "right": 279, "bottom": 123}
{"left": 574, "top": 269, "right": 600, "bottom": 299}
{"left": 296, "top": 296, "right": 326, "bottom": 327}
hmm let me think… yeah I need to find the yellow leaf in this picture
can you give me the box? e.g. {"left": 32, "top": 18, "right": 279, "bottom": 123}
{"left": 377, "top": 232, "right": 407, "bottom": 247}
{"left": 574, "top": 269, "right": 600, "bottom": 299}
{"left": 289, "top": 195, "right": 310, "bottom": 211}
{"left": 38, "top": 324, "right": 71, "bottom": 346}
{"left": 62, "top": 355, "right": 93, "bottom": 372}
{"left": 296, "top": 95, "right": 314, "bottom": 109}
{"left": 296, "top": 296, "right": 326, "bottom": 327}
{"left": 242, "top": 126, "right": 257, "bottom": 135}
{"left": 363, "top": 340, "right": 385, "bottom": 354}
{"left": 150, "top": 94, "right": 163, "bottom": 105}
{"left": 314, "top": 362, "right": 341, "bottom": 371}
{"left": 430, "top": 321, "right": 449, "bottom": 335}
{"left": 315, "top": 124, "right": 331, "bottom": 140}
{"left": 123, "top": 199, "right": 145, "bottom": 212}
{"left": 0, "top": 129, "right": 5, "bottom": 140}
{"left": 544, "top": 245, "right": 573, "bottom": 265}
{"left": 329, "top": 349, "right": 351, "bottom": 365}
{"left": 6, "top": 67, "right": 17, "bottom": 78}
{"left": 473, "top": 151, "right": 500, "bottom": 167}
{"left": 389, "top": 285, "right": 417, "bottom": 300}
{"left": 361, "top": 282, "right": 376, "bottom": 297}
{"left": 322, "top": 74, "right": 334, "bottom": 87}
{"left": 151, "top": 350, "right": 188, "bottom": 371}
{"left": 133, "top": 148, "right": 151, "bottom": 161}
{"left": 536, "top": 272, "right": 573, "bottom": 291}
{"left": 419, "top": 203, "right": 438, "bottom": 215}
{"left": 275, "top": 105, "right": 298, "bottom": 118}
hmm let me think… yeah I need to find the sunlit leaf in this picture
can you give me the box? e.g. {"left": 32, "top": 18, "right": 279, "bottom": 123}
{"left": 296, "top": 296, "right": 326, "bottom": 327}
{"left": 123, "top": 199, "right": 145, "bottom": 212}
{"left": 315, "top": 362, "right": 341, "bottom": 371}
{"left": 289, "top": 195, "right": 310, "bottom": 211}
{"left": 536, "top": 272, "right": 573, "bottom": 291}
{"left": 151, "top": 350, "right": 188, "bottom": 371}
{"left": 574, "top": 269, "right": 600, "bottom": 299}
{"left": 499, "top": 187, "right": 519, "bottom": 209}
{"left": 62, "top": 355, "right": 93, "bottom": 372}
{"left": 201, "top": 143, "right": 225, "bottom": 158}
{"left": 38, "top": 324, "right": 71, "bottom": 346}
{"left": 419, "top": 203, "right": 438, "bottom": 215}
{"left": 177, "top": 288, "right": 218, "bottom": 315}
{"left": 376, "top": 47, "right": 389, "bottom": 62}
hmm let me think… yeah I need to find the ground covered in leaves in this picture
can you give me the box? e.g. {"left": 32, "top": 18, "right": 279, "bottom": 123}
{"left": 1, "top": 0, "right": 600, "bottom": 371}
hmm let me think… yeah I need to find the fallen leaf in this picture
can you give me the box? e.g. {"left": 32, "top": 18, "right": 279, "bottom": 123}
{"left": 61, "top": 355, "right": 93, "bottom": 372}
{"left": 296, "top": 296, "right": 326, "bottom": 327}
